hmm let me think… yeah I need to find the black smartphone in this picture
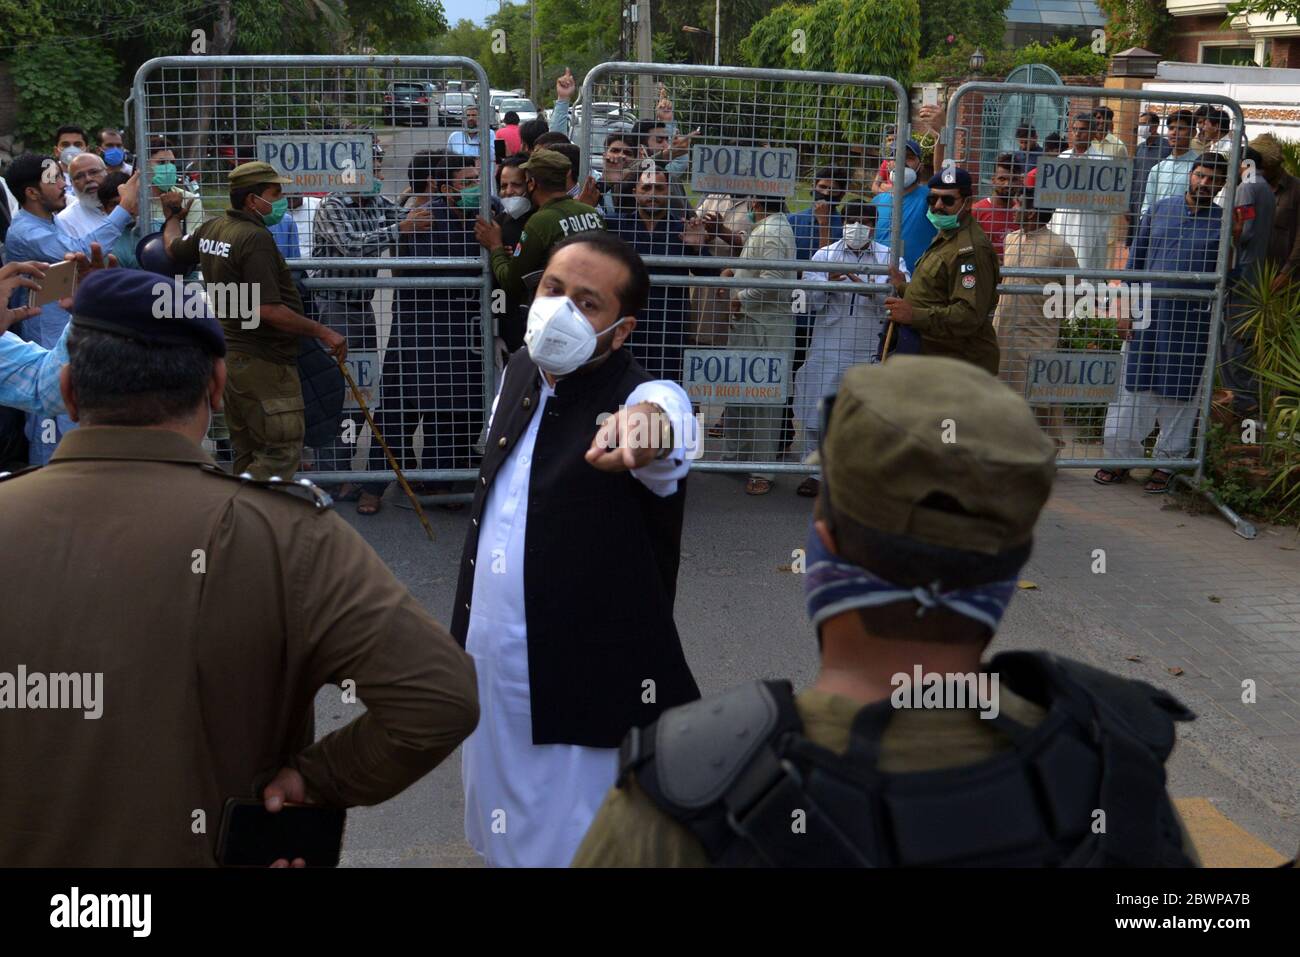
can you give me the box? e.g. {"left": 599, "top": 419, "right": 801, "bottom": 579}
{"left": 494, "top": 138, "right": 507, "bottom": 163}
{"left": 215, "top": 798, "right": 345, "bottom": 867}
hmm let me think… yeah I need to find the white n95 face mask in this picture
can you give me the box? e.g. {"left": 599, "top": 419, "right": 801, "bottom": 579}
{"left": 525, "top": 296, "right": 626, "bottom": 376}
{"left": 501, "top": 195, "right": 531, "bottom": 219}
{"left": 899, "top": 166, "right": 917, "bottom": 189}
{"left": 842, "top": 222, "right": 872, "bottom": 249}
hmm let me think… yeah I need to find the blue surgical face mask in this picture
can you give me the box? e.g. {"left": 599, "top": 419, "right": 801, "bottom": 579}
{"left": 103, "top": 147, "right": 125, "bottom": 167}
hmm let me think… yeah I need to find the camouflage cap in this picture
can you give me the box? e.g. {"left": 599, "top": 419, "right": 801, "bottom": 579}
{"left": 814, "top": 356, "right": 1056, "bottom": 555}
{"left": 520, "top": 148, "right": 571, "bottom": 175}
{"left": 229, "top": 161, "right": 291, "bottom": 189}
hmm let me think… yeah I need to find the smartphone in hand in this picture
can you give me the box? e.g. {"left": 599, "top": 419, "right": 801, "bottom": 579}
{"left": 215, "top": 798, "right": 345, "bottom": 867}
{"left": 26, "top": 259, "right": 77, "bottom": 308}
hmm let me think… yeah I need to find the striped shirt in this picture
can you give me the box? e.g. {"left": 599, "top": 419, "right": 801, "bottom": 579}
{"left": 0, "top": 323, "right": 70, "bottom": 416}
{"left": 310, "top": 191, "right": 405, "bottom": 300}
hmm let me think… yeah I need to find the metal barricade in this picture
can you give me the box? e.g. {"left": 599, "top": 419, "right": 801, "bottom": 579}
{"left": 575, "top": 62, "right": 911, "bottom": 480}
{"left": 944, "top": 82, "right": 1243, "bottom": 487}
{"left": 130, "top": 55, "right": 496, "bottom": 486}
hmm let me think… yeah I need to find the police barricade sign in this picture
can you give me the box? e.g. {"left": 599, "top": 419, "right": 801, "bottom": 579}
{"left": 1033, "top": 155, "right": 1130, "bottom": 213}
{"left": 342, "top": 351, "right": 382, "bottom": 411}
{"left": 256, "top": 133, "right": 379, "bottom": 194}
{"left": 690, "top": 145, "right": 798, "bottom": 197}
{"left": 1024, "top": 350, "right": 1121, "bottom": 405}
{"left": 684, "top": 349, "right": 789, "bottom": 404}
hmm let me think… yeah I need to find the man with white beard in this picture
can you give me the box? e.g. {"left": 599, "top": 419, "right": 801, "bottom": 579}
{"left": 56, "top": 153, "right": 110, "bottom": 240}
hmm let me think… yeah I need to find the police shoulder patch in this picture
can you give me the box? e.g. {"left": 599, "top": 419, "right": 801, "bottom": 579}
{"left": 961, "top": 274, "right": 977, "bottom": 289}
{"left": 958, "top": 246, "right": 975, "bottom": 254}
{"left": 201, "top": 465, "right": 334, "bottom": 510}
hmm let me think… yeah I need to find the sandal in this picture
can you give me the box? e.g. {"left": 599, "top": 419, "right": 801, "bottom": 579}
{"left": 333, "top": 482, "right": 363, "bottom": 502}
{"left": 1093, "top": 468, "right": 1128, "bottom": 485}
{"left": 796, "top": 477, "right": 820, "bottom": 498}
{"left": 356, "top": 491, "right": 383, "bottom": 515}
{"left": 745, "top": 476, "right": 773, "bottom": 496}
{"left": 1144, "top": 469, "right": 1175, "bottom": 494}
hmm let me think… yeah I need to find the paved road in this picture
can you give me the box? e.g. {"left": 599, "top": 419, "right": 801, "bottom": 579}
{"left": 316, "top": 467, "right": 1298, "bottom": 866}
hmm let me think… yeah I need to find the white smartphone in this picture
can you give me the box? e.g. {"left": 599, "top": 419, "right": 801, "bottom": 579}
{"left": 26, "top": 259, "right": 78, "bottom": 308}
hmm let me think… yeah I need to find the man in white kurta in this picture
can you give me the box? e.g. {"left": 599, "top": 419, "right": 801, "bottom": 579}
{"left": 461, "top": 350, "right": 693, "bottom": 868}
{"left": 794, "top": 210, "right": 910, "bottom": 485}
{"left": 1049, "top": 115, "right": 1113, "bottom": 272}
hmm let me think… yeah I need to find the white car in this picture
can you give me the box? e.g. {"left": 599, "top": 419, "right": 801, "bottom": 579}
{"left": 496, "top": 97, "right": 543, "bottom": 126}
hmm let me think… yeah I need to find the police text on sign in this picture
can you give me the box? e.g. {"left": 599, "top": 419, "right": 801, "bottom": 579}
{"left": 690, "top": 146, "right": 798, "bottom": 198}
{"left": 1033, "top": 156, "right": 1131, "bottom": 213}
{"left": 683, "top": 349, "right": 788, "bottom": 404}
{"left": 1024, "top": 350, "right": 1122, "bottom": 405}
{"left": 257, "top": 135, "right": 378, "bottom": 194}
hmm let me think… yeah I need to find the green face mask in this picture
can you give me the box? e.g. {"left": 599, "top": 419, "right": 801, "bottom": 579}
{"left": 151, "top": 162, "right": 177, "bottom": 189}
{"left": 926, "top": 208, "right": 961, "bottom": 231}
{"left": 257, "top": 195, "right": 289, "bottom": 227}
{"left": 455, "top": 184, "right": 482, "bottom": 210}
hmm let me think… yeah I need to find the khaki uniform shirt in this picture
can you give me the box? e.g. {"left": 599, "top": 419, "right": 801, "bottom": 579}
{"left": 168, "top": 209, "right": 304, "bottom": 364}
{"left": 899, "top": 216, "right": 1001, "bottom": 375}
{"left": 0, "top": 427, "right": 478, "bottom": 866}
{"left": 573, "top": 685, "right": 1201, "bottom": 866}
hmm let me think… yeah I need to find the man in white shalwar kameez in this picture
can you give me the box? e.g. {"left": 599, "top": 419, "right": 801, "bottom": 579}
{"left": 451, "top": 231, "right": 701, "bottom": 867}
{"left": 793, "top": 201, "right": 909, "bottom": 498}
{"left": 1049, "top": 112, "right": 1115, "bottom": 272}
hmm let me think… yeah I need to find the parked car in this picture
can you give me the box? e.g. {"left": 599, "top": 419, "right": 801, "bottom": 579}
{"left": 384, "top": 81, "right": 437, "bottom": 127}
{"left": 439, "top": 92, "right": 478, "bottom": 126}
{"left": 495, "top": 97, "right": 543, "bottom": 126}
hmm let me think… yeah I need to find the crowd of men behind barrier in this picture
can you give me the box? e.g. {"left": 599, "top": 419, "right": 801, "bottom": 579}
{"left": 1, "top": 68, "right": 1297, "bottom": 870}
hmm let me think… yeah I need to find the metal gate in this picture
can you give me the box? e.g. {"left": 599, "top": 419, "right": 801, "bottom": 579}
{"left": 575, "top": 62, "right": 911, "bottom": 480}
{"left": 131, "top": 55, "right": 496, "bottom": 486}
{"left": 945, "top": 82, "right": 1243, "bottom": 479}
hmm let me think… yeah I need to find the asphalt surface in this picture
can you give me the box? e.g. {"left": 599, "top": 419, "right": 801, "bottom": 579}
{"left": 317, "top": 469, "right": 1297, "bottom": 866}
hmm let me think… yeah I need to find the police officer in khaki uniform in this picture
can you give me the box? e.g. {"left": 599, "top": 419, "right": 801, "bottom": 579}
{"left": 163, "top": 161, "right": 347, "bottom": 479}
{"left": 575, "top": 356, "right": 1200, "bottom": 867}
{"left": 884, "top": 167, "right": 1000, "bottom": 375}
{"left": 0, "top": 269, "right": 477, "bottom": 866}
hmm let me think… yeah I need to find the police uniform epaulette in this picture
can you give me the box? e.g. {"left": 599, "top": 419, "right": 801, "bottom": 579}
{"left": 199, "top": 464, "right": 334, "bottom": 510}
{"left": 0, "top": 465, "right": 42, "bottom": 482}
{"left": 958, "top": 246, "right": 974, "bottom": 254}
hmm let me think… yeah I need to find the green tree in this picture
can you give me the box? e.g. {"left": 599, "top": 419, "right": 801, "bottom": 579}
{"left": 480, "top": 3, "right": 531, "bottom": 91}
{"left": 835, "top": 0, "right": 920, "bottom": 141}
{"left": 917, "top": 0, "right": 1009, "bottom": 57}
{"left": 739, "top": 2, "right": 803, "bottom": 68}
{"left": 346, "top": 0, "right": 449, "bottom": 53}
{"left": 1096, "top": 0, "right": 1173, "bottom": 53}
{"left": 1226, "top": 0, "right": 1300, "bottom": 14}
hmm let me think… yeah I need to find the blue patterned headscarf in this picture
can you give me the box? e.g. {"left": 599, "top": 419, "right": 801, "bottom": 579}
{"left": 803, "top": 523, "right": 1019, "bottom": 633}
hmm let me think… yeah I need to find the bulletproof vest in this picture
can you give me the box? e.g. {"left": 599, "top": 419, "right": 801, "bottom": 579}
{"left": 620, "top": 651, "right": 1196, "bottom": 867}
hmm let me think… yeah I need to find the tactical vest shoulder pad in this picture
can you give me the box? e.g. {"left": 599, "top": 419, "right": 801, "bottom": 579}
{"left": 199, "top": 464, "right": 334, "bottom": 510}
{"left": 619, "top": 680, "right": 801, "bottom": 810}
{"left": 994, "top": 651, "right": 1194, "bottom": 762}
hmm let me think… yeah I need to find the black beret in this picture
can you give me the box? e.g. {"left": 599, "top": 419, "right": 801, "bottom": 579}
{"left": 928, "top": 166, "right": 973, "bottom": 195}
{"left": 71, "top": 268, "right": 227, "bottom": 357}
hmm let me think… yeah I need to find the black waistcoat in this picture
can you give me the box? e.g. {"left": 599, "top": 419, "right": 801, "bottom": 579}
{"left": 450, "top": 347, "right": 701, "bottom": 747}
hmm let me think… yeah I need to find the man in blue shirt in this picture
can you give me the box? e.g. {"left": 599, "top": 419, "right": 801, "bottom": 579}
{"left": 3, "top": 153, "right": 139, "bottom": 463}
{"left": 1129, "top": 110, "right": 1172, "bottom": 242}
{"left": 787, "top": 166, "right": 846, "bottom": 265}
{"left": 872, "top": 139, "right": 935, "bottom": 268}
{"left": 0, "top": 260, "right": 72, "bottom": 419}
{"left": 1097, "top": 154, "right": 1227, "bottom": 493}
{"left": 603, "top": 163, "right": 709, "bottom": 382}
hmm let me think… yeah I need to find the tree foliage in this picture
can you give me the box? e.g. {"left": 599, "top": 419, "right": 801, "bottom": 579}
{"left": 914, "top": 37, "right": 1106, "bottom": 81}
{"left": 1096, "top": 0, "right": 1173, "bottom": 54}
{"left": 916, "top": 0, "right": 1009, "bottom": 57}
{"left": 1, "top": 0, "right": 451, "bottom": 149}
